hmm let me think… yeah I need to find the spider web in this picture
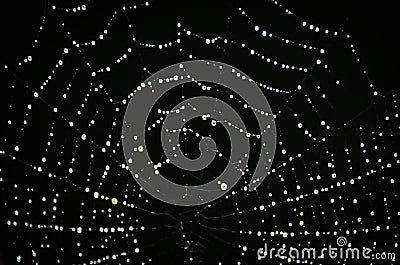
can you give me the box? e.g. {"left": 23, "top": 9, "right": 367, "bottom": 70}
{"left": 1, "top": 0, "right": 399, "bottom": 264}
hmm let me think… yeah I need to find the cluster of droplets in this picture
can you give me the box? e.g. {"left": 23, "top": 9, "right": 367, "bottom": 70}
{"left": 1, "top": 0, "right": 399, "bottom": 264}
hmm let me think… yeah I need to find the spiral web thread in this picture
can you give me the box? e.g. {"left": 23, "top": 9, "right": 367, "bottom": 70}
{"left": 1, "top": 0, "right": 399, "bottom": 264}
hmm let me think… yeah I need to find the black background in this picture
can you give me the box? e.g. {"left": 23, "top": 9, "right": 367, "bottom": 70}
{"left": 1, "top": 0, "right": 399, "bottom": 264}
